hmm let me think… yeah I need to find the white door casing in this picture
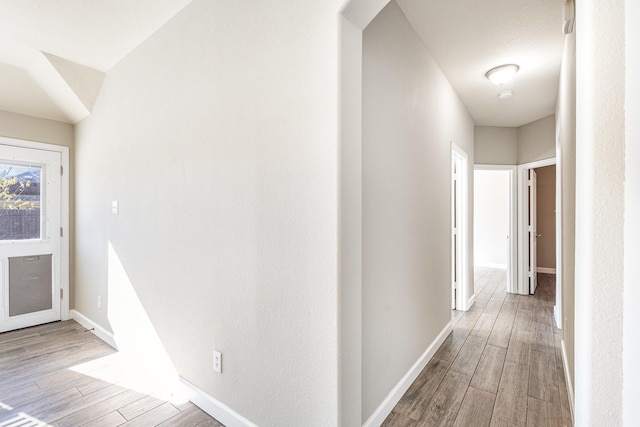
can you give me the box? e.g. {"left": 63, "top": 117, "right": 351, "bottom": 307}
{"left": 451, "top": 143, "right": 469, "bottom": 311}
{"left": 452, "top": 151, "right": 460, "bottom": 309}
{"left": 0, "top": 138, "right": 69, "bottom": 332}
{"left": 529, "top": 168, "right": 538, "bottom": 294}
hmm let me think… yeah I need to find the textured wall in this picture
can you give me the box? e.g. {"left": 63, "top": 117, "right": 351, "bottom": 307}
{"left": 575, "top": 0, "right": 625, "bottom": 424}
{"left": 624, "top": 0, "right": 640, "bottom": 424}
{"left": 74, "top": 1, "right": 340, "bottom": 425}
{"left": 474, "top": 126, "right": 518, "bottom": 165}
{"left": 518, "top": 115, "right": 556, "bottom": 164}
{"left": 362, "top": 1, "right": 474, "bottom": 419}
{"left": 475, "top": 115, "right": 555, "bottom": 167}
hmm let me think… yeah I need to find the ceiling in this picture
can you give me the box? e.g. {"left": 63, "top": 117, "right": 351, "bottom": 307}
{"left": 0, "top": 0, "right": 564, "bottom": 127}
{"left": 396, "top": 0, "right": 565, "bottom": 127}
{"left": 0, "top": 0, "right": 192, "bottom": 123}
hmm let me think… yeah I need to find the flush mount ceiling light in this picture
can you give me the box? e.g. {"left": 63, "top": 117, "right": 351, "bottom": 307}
{"left": 486, "top": 64, "right": 519, "bottom": 86}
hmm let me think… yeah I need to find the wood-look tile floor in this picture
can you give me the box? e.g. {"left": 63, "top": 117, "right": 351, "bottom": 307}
{"left": 383, "top": 268, "right": 573, "bottom": 427}
{"left": 0, "top": 320, "right": 224, "bottom": 426}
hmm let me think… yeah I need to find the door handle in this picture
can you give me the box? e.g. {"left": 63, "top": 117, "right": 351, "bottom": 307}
{"left": 536, "top": 234, "right": 542, "bottom": 238}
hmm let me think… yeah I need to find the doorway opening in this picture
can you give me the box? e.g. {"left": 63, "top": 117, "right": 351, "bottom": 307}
{"left": 531, "top": 165, "right": 557, "bottom": 276}
{"left": 517, "top": 159, "right": 558, "bottom": 302}
{"left": 473, "top": 166, "right": 517, "bottom": 293}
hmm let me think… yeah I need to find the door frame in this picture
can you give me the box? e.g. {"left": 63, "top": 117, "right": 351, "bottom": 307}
{"left": 474, "top": 165, "right": 518, "bottom": 294}
{"left": 529, "top": 168, "right": 539, "bottom": 294}
{"left": 517, "top": 158, "right": 556, "bottom": 296}
{"left": 451, "top": 143, "right": 469, "bottom": 311}
{"left": 0, "top": 136, "right": 70, "bottom": 322}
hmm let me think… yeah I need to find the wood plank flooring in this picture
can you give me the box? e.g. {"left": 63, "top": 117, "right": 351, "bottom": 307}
{"left": 383, "top": 268, "right": 573, "bottom": 427}
{"left": 0, "top": 320, "right": 223, "bottom": 426}
{"left": 1, "top": 269, "right": 572, "bottom": 426}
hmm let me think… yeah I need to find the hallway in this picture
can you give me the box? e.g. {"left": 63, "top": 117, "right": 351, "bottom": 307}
{"left": 383, "top": 268, "right": 572, "bottom": 426}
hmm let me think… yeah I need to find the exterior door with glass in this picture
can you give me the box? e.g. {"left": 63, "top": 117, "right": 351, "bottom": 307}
{"left": 0, "top": 144, "right": 62, "bottom": 332}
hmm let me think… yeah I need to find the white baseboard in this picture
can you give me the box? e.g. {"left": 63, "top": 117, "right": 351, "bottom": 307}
{"left": 179, "top": 377, "right": 258, "bottom": 427}
{"left": 561, "top": 339, "right": 575, "bottom": 422}
{"left": 474, "top": 263, "right": 507, "bottom": 270}
{"left": 537, "top": 267, "right": 556, "bottom": 274}
{"left": 362, "top": 321, "right": 453, "bottom": 427}
{"left": 466, "top": 293, "right": 477, "bottom": 311}
{"left": 70, "top": 310, "right": 254, "bottom": 426}
{"left": 70, "top": 309, "right": 118, "bottom": 350}
{"left": 554, "top": 305, "right": 562, "bottom": 330}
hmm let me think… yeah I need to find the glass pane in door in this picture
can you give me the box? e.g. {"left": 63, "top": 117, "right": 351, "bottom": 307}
{"left": 0, "top": 164, "right": 42, "bottom": 240}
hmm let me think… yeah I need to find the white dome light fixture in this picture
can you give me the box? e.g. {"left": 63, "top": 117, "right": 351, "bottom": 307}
{"left": 486, "top": 64, "right": 519, "bottom": 86}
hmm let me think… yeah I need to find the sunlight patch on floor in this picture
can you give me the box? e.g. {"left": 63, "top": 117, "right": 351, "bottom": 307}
{"left": 0, "top": 412, "right": 51, "bottom": 427}
{"left": 63, "top": 241, "right": 190, "bottom": 406}
{"left": 68, "top": 352, "right": 190, "bottom": 405}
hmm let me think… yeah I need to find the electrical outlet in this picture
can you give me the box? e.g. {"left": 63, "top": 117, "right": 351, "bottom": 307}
{"left": 112, "top": 201, "right": 119, "bottom": 215}
{"left": 213, "top": 351, "right": 222, "bottom": 374}
{"left": 97, "top": 295, "right": 102, "bottom": 309}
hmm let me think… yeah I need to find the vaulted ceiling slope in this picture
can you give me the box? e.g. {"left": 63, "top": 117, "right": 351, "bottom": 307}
{"left": 0, "top": 0, "right": 193, "bottom": 124}
{"left": 396, "top": 0, "right": 565, "bottom": 127}
{"left": 0, "top": 0, "right": 564, "bottom": 127}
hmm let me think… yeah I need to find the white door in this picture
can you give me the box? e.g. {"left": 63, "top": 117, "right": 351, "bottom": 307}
{"left": 0, "top": 144, "right": 62, "bottom": 332}
{"left": 451, "top": 146, "right": 467, "bottom": 310}
{"left": 528, "top": 169, "right": 538, "bottom": 294}
{"left": 451, "top": 153, "right": 460, "bottom": 309}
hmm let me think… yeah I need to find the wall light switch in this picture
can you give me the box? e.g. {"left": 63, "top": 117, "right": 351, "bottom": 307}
{"left": 97, "top": 295, "right": 102, "bottom": 309}
{"left": 112, "top": 201, "right": 119, "bottom": 214}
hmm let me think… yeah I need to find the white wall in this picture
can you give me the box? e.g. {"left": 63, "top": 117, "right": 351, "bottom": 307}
{"left": 339, "top": 14, "right": 364, "bottom": 427}
{"left": 475, "top": 115, "right": 555, "bottom": 167}
{"left": 74, "top": 1, "right": 340, "bottom": 425}
{"left": 555, "top": 26, "right": 576, "bottom": 404}
{"left": 575, "top": 0, "right": 625, "bottom": 425}
{"left": 518, "top": 115, "right": 556, "bottom": 164}
{"left": 624, "top": 0, "right": 640, "bottom": 424}
{"left": 474, "top": 170, "right": 510, "bottom": 269}
{"left": 361, "top": 1, "right": 474, "bottom": 420}
{"left": 474, "top": 126, "right": 517, "bottom": 165}
{"left": 0, "top": 109, "right": 73, "bottom": 147}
